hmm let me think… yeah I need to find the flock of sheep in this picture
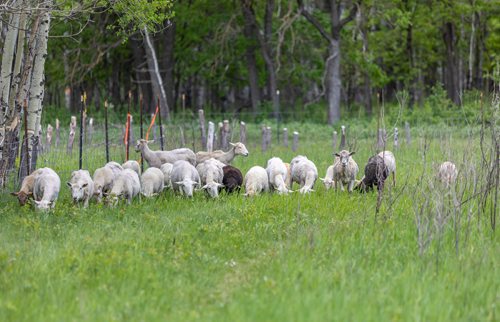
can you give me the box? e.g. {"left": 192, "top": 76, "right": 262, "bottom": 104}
{"left": 10, "top": 140, "right": 459, "bottom": 211}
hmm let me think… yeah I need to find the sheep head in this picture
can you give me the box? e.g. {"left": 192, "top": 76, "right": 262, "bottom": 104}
{"left": 230, "top": 142, "right": 249, "bottom": 156}
{"left": 34, "top": 200, "right": 53, "bottom": 211}
{"left": 135, "top": 139, "right": 154, "bottom": 152}
{"left": 334, "top": 150, "right": 355, "bottom": 168}
{"left": 11, "top": 191, "right": 33, "bottom": 206}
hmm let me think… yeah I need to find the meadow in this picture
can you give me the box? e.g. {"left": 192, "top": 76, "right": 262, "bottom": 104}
{"left": 0, "top": 118, "right": 498, "bottom": 321}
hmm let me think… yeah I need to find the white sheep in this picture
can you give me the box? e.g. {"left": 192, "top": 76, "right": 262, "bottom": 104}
{"left": 32, "top": 168, "right": 61, "bottom": 211}
{"left": 284, "top": 162, "right": 292, "bottom": 189}
{"left": 244, "top": 166, "right": 269, "bottom": 197}
{"left": 11, "top": 168, "right": 50, "bottom": 206}
{"left": 195, "top": 142, "right": 249, "bottom": 165}
{"left": 67, "top": 169, "right": 94, "bottom": 207}
{"left": 266, "top": 157, "right": 291, "bottom": 194}
{"left": 319, "top": 165, "right": 335, "bottom": 190}
{"left": 437, "top": 161, "right": 458, "bottom": 187}
{"left": 171, "top": 160, "right": 201, "bottom": 198}
{"left": 108, "top": 169, "right": 141, "bottom": 205}
{"left": 378, "top": 150, "right": 396, "bottom": 186}
{"left": 135, "top": 139, "right": 196, "bottom": 166}
{"left": 160, "top": 163, "right": 174, "bottom": 188}
{"left": 290, "top": 155, "right": 318, "bottom": 194}
{"left": 332, "top": 150, "right": 359, "bottom": 192}
{"left": 105, "top": 161, "right": 123, "bottom": 177}
{"left": 196, "top": 158, "right": 225, "bottom": 198}
{"left": 122, "top": 160, "right": 141, "bottom": 176}
{"left": 141, "top": 167, "right": 164, "bottom": 197}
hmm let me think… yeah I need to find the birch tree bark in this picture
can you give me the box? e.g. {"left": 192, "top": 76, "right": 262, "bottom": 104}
{"left": 27, "top": 1, "right": 52, "bottom": 171}
{"left": 0, "top": 0, "right": 20, "bottom": 161}
{"left": 143, "top": 27, "right": 170, "bottom": 121}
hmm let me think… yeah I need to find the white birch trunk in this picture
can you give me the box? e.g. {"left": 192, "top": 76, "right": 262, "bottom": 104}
{"left": 27, "top": 3, "right": 52, "bottom": 167}
{"left": 143, "top": 27, "right": 170, "bottom": 120}
{"left": 0, "top": 0, "right": 20, "bottom": 159}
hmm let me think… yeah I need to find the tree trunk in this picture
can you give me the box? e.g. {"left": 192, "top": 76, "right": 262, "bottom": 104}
{"left": 162, "top": 21, "right": 176, "bottom": 113}
{"left": 143, "top": 27, "right": 170, "bottom": 121}
{"left": 443, "top": 22, "right": 461, "bottom": 105}
{"left": 0, "top": 0, "right": 20, "bottom": 161}
{"left": 241, "top": 1, "right": 261, "bottom": 116}
{"left": 326, "top": 40, "right": 341, "bottom": 124}
{"left": 27, "top": 2, "right": 52, "bottom": 171}
{"left": 359, "top": 4, "right": 372, "bottom": 116}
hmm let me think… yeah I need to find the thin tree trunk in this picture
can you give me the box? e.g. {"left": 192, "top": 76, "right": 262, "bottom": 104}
{"left": 241, "top": 1, "right": 261, "bottom": 116}
{"left": 443, "top": 22, "right": 461, "bottom": 105}
{"left": 162, "top": 21, "right": 176, "bottom": 113}
{"left": 0, "top": 0, "right": 20, "bottom": 161}
{"left": 143, "top": 27, "right": 170, "bottom": 121}
{"left": 27, "top": 3, "right": 52, "bottom": 171}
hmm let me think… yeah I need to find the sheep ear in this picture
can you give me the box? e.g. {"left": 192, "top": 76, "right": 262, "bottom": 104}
{"left": 229, "top": 142, "right": 236, "bottom": 147}
{"left": 175, "top": 181, "right": 184, "bottom": 185}
{"left": 34, "top": 200, "right": 41, "bottom": 205}
{"left": 28, "top": 191, "right": 33, "bottom": 196}
{"left": 334, "top": 153, "right": 340, "bottom": 157}
{"left": 349, "top": 151, "right": 356, "bottom": 156}
{"left": 201, "top": 184, "right": 208, "bottom": 190}
{"left": 147, "top": 140, "right": 155, "bottom": 144}
{"left": 66, "top": 182, "right": 72, "bottom": 188}
{"left": 319, "top": 178, "right": 325, "bottom": 182}
{"left": 216, "top": 183, "right": 224, "bottom": 187}
{"left": 11, "top": 191, "right": 19, "bottom": 196}
{"left": 82, "top": 183, "right": 88, "bottom": 188}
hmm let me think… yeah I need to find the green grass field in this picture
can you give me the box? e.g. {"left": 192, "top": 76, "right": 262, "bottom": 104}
{"left": 0, "top": 122, "right": 498, "bottom": 321}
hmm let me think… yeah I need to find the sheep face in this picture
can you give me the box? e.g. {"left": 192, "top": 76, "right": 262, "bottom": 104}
{"left": 320, "top": 177, "right": 334, "bottom": 190}
{"left": 230, "top": 142, "right": 249, "bottom": 156}
{"left": 176, "top": 179, "right": 198, "bottom": 197}
{"left": 202, "top": 182, "right": 223, "bottom": 198}
{"left": 11, "top": 191, "right": 32, "bottom": 206}
{"left": 34, "top": 200, "right": 53, "bottom": 211}
{"left": 335, "top": 150, "right": 355, "bottom": 168}
{"left": 67, "top": 182, "right": 88, "bottom": 202}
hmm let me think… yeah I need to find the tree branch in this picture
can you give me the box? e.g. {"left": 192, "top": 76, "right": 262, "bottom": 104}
{"left": 297, "top": 0, "right": 332, "bottom": 43}
{"left": 338, "top": 2, "right": 359, "bottom": 30}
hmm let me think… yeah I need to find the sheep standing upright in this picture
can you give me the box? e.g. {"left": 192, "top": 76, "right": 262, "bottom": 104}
{"left": 11, "top": 168, "right": 49, "bottom": 206}
{"left": 67, "top": 169, "right": 94, "bottom": 207}
{"left": 195, "top": 142, "right": 249, "bottom": 164}
{"left": 140, "top": 167, "right": 164, "bottom": 197}
{"left": 108, "top": 169, "right": 141, "bottom": 205}
{"left": 32, "top": 168, "right": 61, "bottom": 211}
{"left": 135, "top": 139, "right": 196, "bottom": 166}
{"left": 355, "top": 155, "right": 389, "bottom": 192}
{"left": 222, "top": 165, "right": 243, "bottom": 194}
{"left": 266, "top": 157, "right": 291, "bottom": 194}
{"left": 378, "top": 150, "right": 396, "bottom": 186}
{"left": 332, "top": 150, "right": 359, "bottom": 192}
{"left": 196, "top": 158, "right": 225, "bottom": 198}
{"left": 244, "top": 166, "right": 269, "bottom": 196}
{"left": 437, "top": 161, "right": 458, "bottom": 187}
{"left": 320, "top": 165, "right": 335, "bottom": 190}
{"left": 170, "top": 160, "right": 201, "bottom": 198}
{"left": 290, "top": 155, "right": 318, "bottom": 194}
{"left": 122, "top": 160, "right": 141, "bottom": 176}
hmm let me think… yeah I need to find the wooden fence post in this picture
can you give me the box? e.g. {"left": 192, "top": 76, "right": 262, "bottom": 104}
{"left": 405, "top": 121, "right": 411, "bottom": 145}
{"left": 55, "top": 119, "right": 60, "bottom": 147}
{"left": 222, "top": 120, "right": 230, "bottom": 150}
{"left": 239, "top": 121, "right": 246, "bottom": 145}
{"left": 283, "top": 128, "right": 288, "bottom": 147}
{"left": 46, "top": 124, "right": 53, "bottom": 152}
{"left": 394, "top": 127, "right": 399, "bottom": 150}
{"left": 261, "top": 125, "right": 267, "bottom": 152}
{"left": 216, "top": 122, "right": 223, "bottom": 150}
{"left": 332, "top": 131, "right": 337, "bottom": 152}
{"left": 67, "top": 116, "right": 76, "bottom": 155}
{"left": 292, "top": 131, "right": 299, "bottom": 152}
{"left": 266, "top": 126, "right": 271, "bottom": 150}
{"left": 104, "top": 100, "right": 109, "bottom": 163}
{"left": 207, "top": 121, "right": 215, "bottom": 152}
{"left": 198, "top": 109, "right": 207, "bottom": 150}
{"left": 179, "top": 125, "right": 186, "bottom": 147}
{"left": 339, "top": 125, "right": 346, "bottom": 149}
{"left": 87, "top": 118, "right": 94, "bottom": 146}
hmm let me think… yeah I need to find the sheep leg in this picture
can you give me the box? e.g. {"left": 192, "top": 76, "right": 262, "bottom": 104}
{"left": 392, "top": 172, "right": 396, "bottom": 187}
{"left": 84, "top": 198, "right": 89, "bottom": 208}
{"left": 348, "top": 180, "right": 354, "bottom": 193}
{"left": 340, "top": 182, "right": 345, "bottom": 192}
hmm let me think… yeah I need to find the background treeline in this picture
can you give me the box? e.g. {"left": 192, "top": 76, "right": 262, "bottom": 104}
{"left": 36, "top": 0, "right": 500, "bottom": 123}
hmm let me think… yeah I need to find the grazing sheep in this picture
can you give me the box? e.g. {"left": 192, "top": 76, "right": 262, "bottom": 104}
{"left": 437, "top": 161, "right": 458, "bottom": 187}
{"left": 67, "top": 169, "right": 94, "bottom": 207}
{"left": 141, "top": 167, "right": 164, "bottom": 197}
{"left": 196, "top": 158, "right": 225, "bottom": 198}
{"left": 290, "top": 155, "right": 318, "bottom": 194}
{"left": 11, "top": 168, "right": 49, "bottom": 206}
{"left": 378, "top": 150, "right": 396, "bottom": 186}
{"left": 266, "top": 157, "right": 291, "bottom": 194}
{"left": 355, "top": 155, "right": 389, "bottom": 192}
{"left": 171, "top": 160, "right": 201, "bottom": 198}
{"left": 32, "top": 168, "right": 61, "bottom": 211}
{"left": 332, "top": 150, "right": 359, "bottom": 192}
{"left": 195, "top": 142, "right": 249, "bottom": 165}
{"left": 135, "top": 139, "right": 196, "bottom": 166}
{"left": 108, "top": 169, "right": 141, "bottom": 205}
{"left": 160, "top": 163, "right": 174, "bottom": 188}
{"left": 93, "top": 166, "right": 118, "bottom": 203}
{"left": 244, "top": 166, "right": 269, "bottom": 197}
{"left": 222, "top": 165, "right": 243, "bottom": 194}
{"left": 320, "top": 165, "right": 335, "bottom": 190}
{"left": 122, "top": 160, "right": 141, "bottom": 176}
